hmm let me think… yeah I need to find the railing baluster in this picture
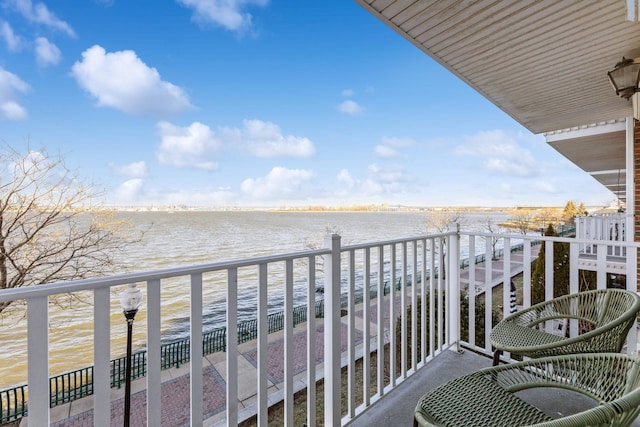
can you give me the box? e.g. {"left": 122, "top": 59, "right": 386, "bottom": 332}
{"left": 324, "top": 234, "right": 341, "bottom": 427}
{"left": 437, "top": 238, "right": 444, "bottom": 352}
{"left": 400, "top": 242, "right": 407, "bottom": 378}
{"left": 306, "top": 256, "right": 317, "bottom": 427}
{"left": 569, "top": 243, "right": 579, "bottom": 337}
{"left": 502, "top": 237, "right": 511, "bottom": 320}
{"left": 147, "top": 278, "right": 162, "bottom": 427}
{"left": 448, "top": 225, "right": 460, "bottom": 350}
{"left": 284, "top": 259, "right": 294, "bottom": 426}
{"left": 597, "top": 243, "right": 607, "bottom": 289}
{"left": 390, "top": 243, "right": 397, "bottom": 387}
{"left": 411, "top": 241, "right": 418, "bottom": 372}
{"left": 484, "top": 237, "right": 492, "bottom": 349}
{"left": 94, "top": 286, "right": 110, "bottom": 424}
{"left": 257, "top": 263, "right": 268, "bottom": 426}
{"left": 190, "top": 273, "right": 203, "bottom": 427}
{"left": 363, "top": 247, "right": 371, "bottom": 407}
{"left": 523, "top": 240, "right": 532, "bottom": 308}
{"left": 27, "top": 296, "right": 49, "bottom": 425}
{"left": 347, "top": 249, "right": 355, "bottom": 418}
{"left": 226, "top": 268, "right": 238, "bottom": 427}
{"left": 468, "top": 235, "right": 476, "bottom": 348}
{"left": 626, "top": 245, "right": 638, "bottom": 353}
{"left": 545, "top": 238, "right": 554, "bottom": 301}
{"left": 429, "top": 240, "right": 435, "bottom": 358}
{"left": 376, "top": 245, "right": 384, "bottom": 397}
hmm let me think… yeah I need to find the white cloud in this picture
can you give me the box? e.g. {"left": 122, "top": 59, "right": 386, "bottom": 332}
{"left": 1, "top": 22, "right": 23, "bottom": 51}
{"left": 71, "top": 45, "right": 193, "bottom": 116}
{"left": 338, "top": 163, "right": 410, "bottom": 197}
{"left": 160, "top": 187, "right": 236, "bottom": 206}
{"left": 367, "top": 163, "right": 408, "bottom": 187}
{"left": 177, "top": 0, "right": 268, "bottom": 33}
{"left": 454, "top": 130, "right": 537, "bottom": 177}
{"left": 531, "top": 180, "right": 558, "bottom": 194}
{"left": 374, "top": 144, "right": 398, "bottom": 158}
{"left": 336, "top": 169, "right": 355, "bottom": 188}
{"left": 116, "top": 179, "right": 144, "bottom": 201}
{"left": 156, "top": 121, "right": 221, "bottom": 170}
{"left": 34, "top": 37, "right": 60, "bottom": 67}
{"left": 222, "top": 119, "right": 315, "bottom": 157}
{"left": 8, "top": 0, "right": 75, "bottom": 37}
{"left": 0, "top": 67, "right": 30, "bottom": 120}
{"left": 241, "top": 166, "right": 314, "bottom": 199}
{"left": 341, "top": 89, "right": 354, "bottom": 97}
{"left": 374, "top": 136, "right": 415, "bottom": 158}
{"left": 338, "top": 99, "right": 363, "bottom": 116}
{"left": 110, "top": 161, "right": 148, "bottom": 178}
{"left": 381, "top": 136, "right": 416, "bottom": 148}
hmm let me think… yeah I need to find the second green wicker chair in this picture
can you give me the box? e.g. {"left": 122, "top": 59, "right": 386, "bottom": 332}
{"left": 489, "top": 288, "right": 640, "bottom": 366}
{"left": 414, "top": 353, "right": 640, "bottom": 427}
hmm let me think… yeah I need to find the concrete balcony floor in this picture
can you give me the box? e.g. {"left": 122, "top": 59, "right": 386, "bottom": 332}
{"left": 347, "top": 348, "right": 640, "bottom": 427}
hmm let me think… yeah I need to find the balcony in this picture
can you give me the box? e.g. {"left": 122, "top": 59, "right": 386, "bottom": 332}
{"left": 0, "top": 228, "right": 638, "bottom": 426}
{"left": 575, "top": 213, "right": 629, "bottom": 274}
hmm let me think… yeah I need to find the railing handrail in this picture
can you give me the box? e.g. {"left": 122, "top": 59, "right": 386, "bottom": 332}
{"left": 460, "top": 231, "right": 640, "bottom": 247}
{"left": 0, "top": 247, "right": 330, "bottom": 303}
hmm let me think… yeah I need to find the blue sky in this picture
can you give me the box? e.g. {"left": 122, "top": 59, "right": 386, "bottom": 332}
{"left": 0, "top": 0, "right": 617, "bottom": 208}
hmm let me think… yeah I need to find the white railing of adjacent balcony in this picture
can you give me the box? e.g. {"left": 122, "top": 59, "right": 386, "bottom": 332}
{"left": 0, "top": 227, "right": 638, "bottom": 426}
{"left": 575, "top": 213, "right": 627, "bottom": 258}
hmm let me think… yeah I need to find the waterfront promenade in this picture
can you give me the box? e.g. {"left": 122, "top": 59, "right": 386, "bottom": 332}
{"left": 19, "top": 246, "right": 539, "bottom": 427}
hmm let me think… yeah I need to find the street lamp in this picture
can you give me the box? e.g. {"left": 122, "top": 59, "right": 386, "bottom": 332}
{"left": 608, "top": 56, "right": 640, "bottom": 119}
{"left": 120, "top": 284, "right": 143, "bottom": 427}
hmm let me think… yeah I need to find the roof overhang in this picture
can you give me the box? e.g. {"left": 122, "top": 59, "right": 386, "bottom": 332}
{"left": 545, "top": 120, "right": 626, "bottom": 201}
{"left": 355, "top": 0, "right": 640, "bottom": 201}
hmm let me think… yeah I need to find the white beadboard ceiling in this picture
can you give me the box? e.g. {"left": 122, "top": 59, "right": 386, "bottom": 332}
{"left": 355, "top": 0, "right": 640, "bottom": 201}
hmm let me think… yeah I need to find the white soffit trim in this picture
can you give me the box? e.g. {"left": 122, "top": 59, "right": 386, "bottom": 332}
{"left": 590, "top": 169, "right": 627, "bottom": 175}
{"left": 545, "top": 120, "right": 627, "bottom": 143}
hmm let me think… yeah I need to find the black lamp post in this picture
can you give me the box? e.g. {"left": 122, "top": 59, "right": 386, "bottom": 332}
{"left": 120, "top": 284, "right": 143, "bottom": 427}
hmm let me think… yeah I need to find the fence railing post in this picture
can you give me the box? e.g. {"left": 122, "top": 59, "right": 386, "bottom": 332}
{"left": 447, "top": 223, "right": 461, "bottom": 352}
{"left": 324, "top": 233, "right": 341, "bottom": 426}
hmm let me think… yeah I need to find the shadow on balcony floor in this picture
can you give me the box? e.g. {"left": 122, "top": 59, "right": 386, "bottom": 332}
{"left": 346, "top": 348, "right": 640, "bottom": 427}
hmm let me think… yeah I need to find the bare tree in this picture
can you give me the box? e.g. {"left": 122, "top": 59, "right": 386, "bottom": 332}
{"left": 508, "top": 208, "right": 536, "bottom": 235}
{"left": 0, "top": 146, "right": 140, "bottom": 314}
{"left": 423, "top": 211, "right": 466, "bottom": 280}
{"left": 534, "top": 207, "right": 561, "bottom": 231}
{"left": 302, "top": 225, "right": 343, "bottom": 294}
{"left": 423, "top": 210, "right": 466, "bottom": 233}
{"left": 483, "top": 216, "right": 501, "bottom": 260}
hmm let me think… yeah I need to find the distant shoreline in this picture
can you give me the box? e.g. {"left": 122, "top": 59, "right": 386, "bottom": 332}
{"left": 104, "top": 205, "right": 590, "bottom": 214}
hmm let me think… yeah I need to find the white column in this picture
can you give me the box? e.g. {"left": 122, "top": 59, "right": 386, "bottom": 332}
{"left": 626, "top": 117, "right": 635, "bottom": 247}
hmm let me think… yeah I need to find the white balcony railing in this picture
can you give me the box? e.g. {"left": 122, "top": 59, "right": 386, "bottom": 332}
{"left": 0, "top": 228, "right": 638, "bottom": 426}
{"left": 575, "top": 213, "right": 627, "bottom": 258}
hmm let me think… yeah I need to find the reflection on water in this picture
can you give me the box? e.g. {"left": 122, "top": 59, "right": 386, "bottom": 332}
{"left": 0, "top": 210, "right": 508, "bottom": 389}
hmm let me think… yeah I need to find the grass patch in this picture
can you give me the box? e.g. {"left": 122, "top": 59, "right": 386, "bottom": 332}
{"left": 239, "top": 343, "right": 392, "bottom": 427}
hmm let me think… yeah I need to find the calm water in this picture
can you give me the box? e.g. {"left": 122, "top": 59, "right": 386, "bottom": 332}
{"left": 0, "top": 210, "right": 508, "bottom": 389}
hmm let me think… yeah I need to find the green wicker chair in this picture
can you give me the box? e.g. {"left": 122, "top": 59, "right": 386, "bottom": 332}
{"left": 490, "top": 289, "right": 640, "bottom": 366}
{"left": 414, "top": 353, "right": 640, "bottom": 427}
